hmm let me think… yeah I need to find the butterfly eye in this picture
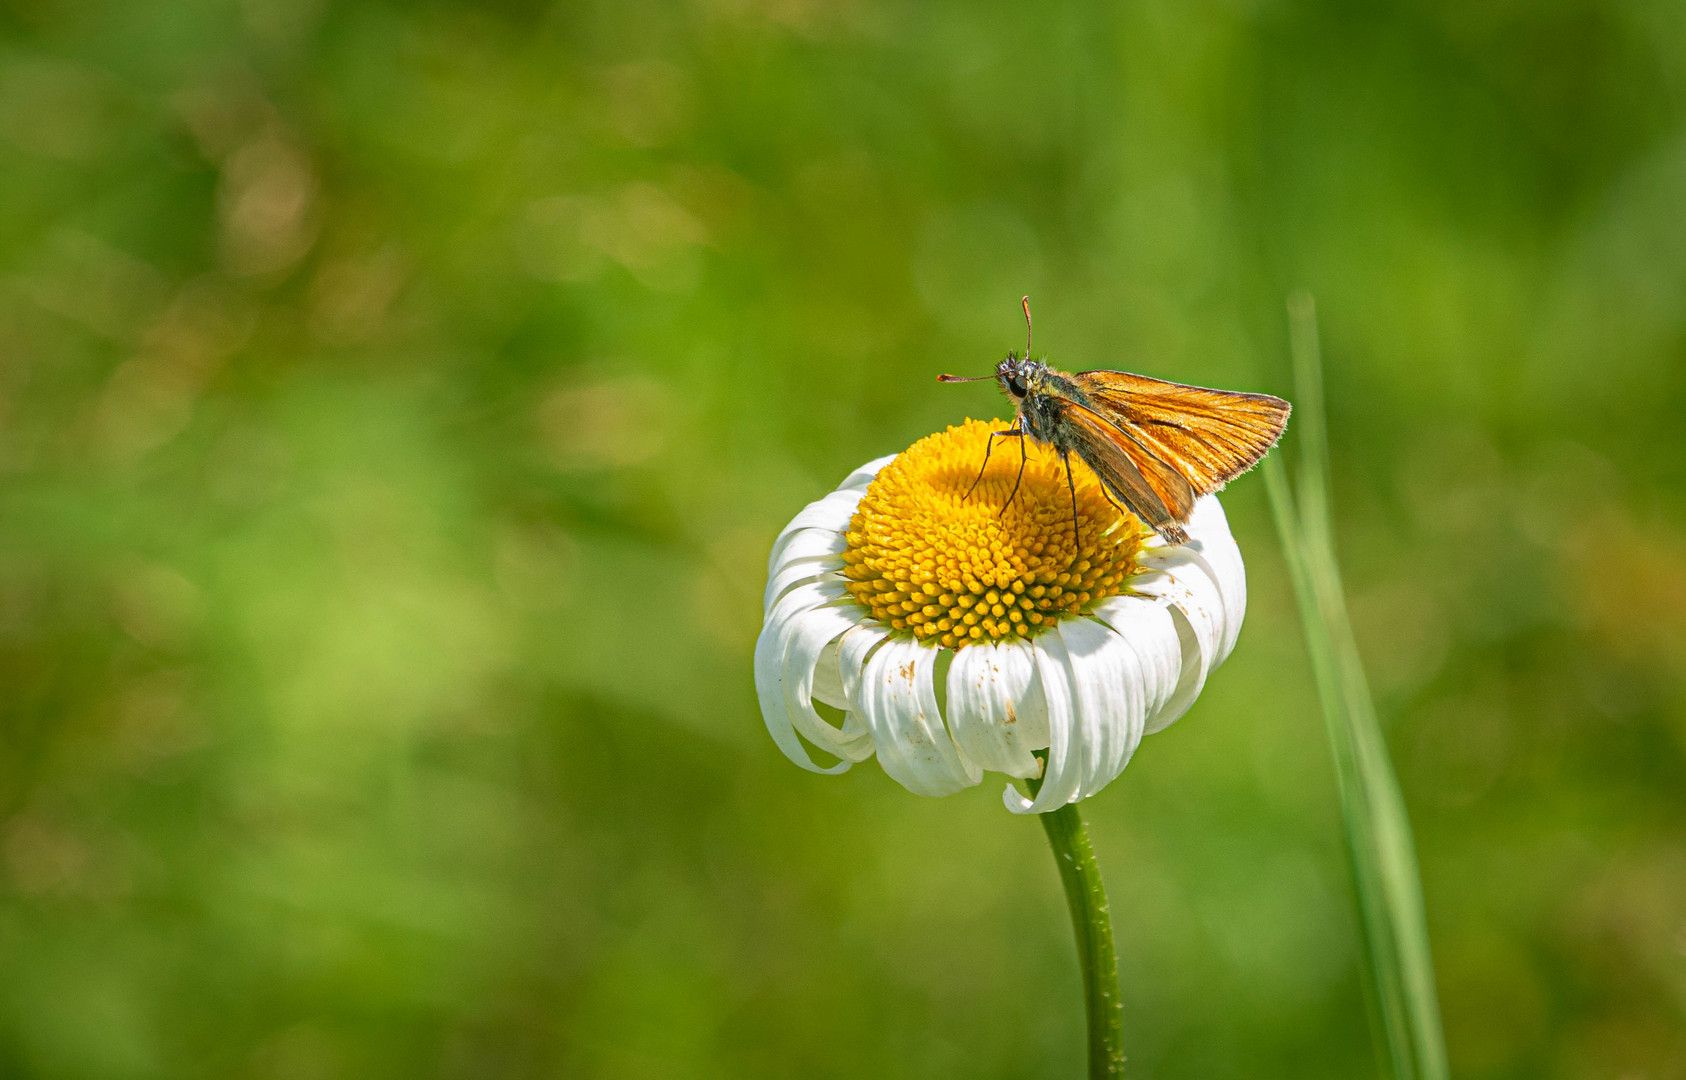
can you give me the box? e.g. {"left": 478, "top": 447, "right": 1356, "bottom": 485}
{"left": 1007, "top": 374, "right": 1028, "bottom": 397}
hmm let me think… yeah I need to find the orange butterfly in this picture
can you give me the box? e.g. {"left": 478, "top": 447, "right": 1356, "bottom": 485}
{"left": 940, "top": 298, "right": 1291, "bottom": 545}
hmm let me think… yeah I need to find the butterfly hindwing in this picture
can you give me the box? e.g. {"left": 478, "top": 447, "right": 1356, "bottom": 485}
{"left": 1056, "top": 399, "right": 1195, "bottom": 542}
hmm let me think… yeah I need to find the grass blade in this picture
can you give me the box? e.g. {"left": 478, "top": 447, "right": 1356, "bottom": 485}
{"left": 1266, "top": 294, "right": 1450, "bottom": 1080}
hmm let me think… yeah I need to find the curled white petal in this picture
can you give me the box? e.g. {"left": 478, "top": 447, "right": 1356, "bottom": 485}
{"left": 763, "top": 551, "right": 844, "bottom": 615}
{"left": 856, "top": 637, "right": 981, "bottom": 797}
{"left": 1164, "top": 495, "right": 1247, "bottom": 664}
{"left": 946, "top": 638, "right": 1047, "bottom": 779}
{"left": 836, "top": 621, "right": 889, "bottom": 703}
{"left": 766, "top": 525, "right": 847, "bottom": 579}
{"left": 835, "top": 621, "right": 891, "bottom": 751}
{"left": 762, "top": 459, "right": 900, "bottom": 609}
{"left": 767, "top": 489, "right": 865, "bottom": 575}
{"left": 781, "top": 602, "right": 876, "bottom": 762}
{"left": 811, "top": 638, "right": 848, "bottom": 711}
{"left": 1130, "top": 498, "right": 1242, "bottom": 731}
{"left": 754, "top": 579, "right": 856, "bottom": 774}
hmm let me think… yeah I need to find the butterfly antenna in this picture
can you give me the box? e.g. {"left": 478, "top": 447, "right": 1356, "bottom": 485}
{"left": 937, "top": 373, "right": 994, "bottom": 382}
{"left": 1021, "top": 295, "right": 1033, "bottom": 357}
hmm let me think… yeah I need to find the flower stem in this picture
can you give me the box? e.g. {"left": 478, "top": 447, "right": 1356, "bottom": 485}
{"left": 1041, "top": 801, "right": 1125, "bottom": 1078}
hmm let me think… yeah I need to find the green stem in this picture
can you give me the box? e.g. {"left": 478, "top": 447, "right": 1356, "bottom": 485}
{"left": 1040, "top": 801, "right": 1125, "bottom": 1078}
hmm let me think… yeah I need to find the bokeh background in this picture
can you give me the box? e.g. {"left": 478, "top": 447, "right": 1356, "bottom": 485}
{"left": 1, "top": 0, "right": 1683, "bottom": 1076}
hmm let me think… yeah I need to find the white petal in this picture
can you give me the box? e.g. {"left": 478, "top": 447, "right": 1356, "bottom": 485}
{"left": 782, "top": 602, "right": 876, "bottom": 762}
{"left": 856, "top": 637, "right": 980, "bottom": 797}
{"left": 767, "top": 525, "right": 847, "bottom": 578}
{"left": 1058, "top": 616, "right": 1149, "bottom": 800}
{"left": 1004, "top": 634, "right": 1082, "bottom": 814}
{"left": 1120, "top": 495, "right": 1248, "bottom": 730}
{"left": 767, "top": 488, "right": 865, "bottom": 575}
{"left": 1176, "top": 495, "right": 1247, "bottom": 662}
{"left": 763, "top": 553, "right": 844, "bottom": 615}
{"left": 754, "top": 579, "right": 855, "bottom": 774}
{"left": 761, "top": 455, "right": 907, "bottom": 610}
{"left": 1128, "top": 558, "right": 1224, "bottom": 730}
{"left": 838, "top": 454, "right": 897, "bottom": 491}
{"left": 1002, "top": 620, "right": 1152, "bottom": 813}
{"left": 836, "top": 621, "right": 889, "bottom": 702}
{"left": 1087, "top": 596, "right": 1183, "bottom": 734}
{"left": 946, "top": 639, "right": 1047, "bottom": 778}
{"left": 812, "top": 638, "right": 848, "bottom": 711}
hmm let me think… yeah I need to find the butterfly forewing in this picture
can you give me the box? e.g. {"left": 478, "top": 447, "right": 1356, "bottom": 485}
{"left": 1074, "top": 371, "right": 1291, "bottom": 495}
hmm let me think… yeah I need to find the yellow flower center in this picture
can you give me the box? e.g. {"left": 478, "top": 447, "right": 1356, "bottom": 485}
{"left": 841, "top": 419, "right": 1148, "bottom": 649}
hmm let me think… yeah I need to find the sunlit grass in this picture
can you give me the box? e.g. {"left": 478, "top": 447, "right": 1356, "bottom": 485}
{"left": 1264, "top": 293, "right": 1450, "bottom": 1080}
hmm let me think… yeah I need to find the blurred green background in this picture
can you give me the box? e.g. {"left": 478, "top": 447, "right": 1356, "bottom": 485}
{"left": 1, "top": 0, "right": 1683, "bottom": 1076}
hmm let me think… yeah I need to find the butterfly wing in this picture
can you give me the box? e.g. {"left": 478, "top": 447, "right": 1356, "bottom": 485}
{"left": 1056, "top": 399, "right": 1197, "bottom": 543}
{"left": 1073, "top": 371, "right": 1291, "bottom": 495}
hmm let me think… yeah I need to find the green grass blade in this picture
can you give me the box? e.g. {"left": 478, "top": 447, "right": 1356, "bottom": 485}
{"left": 1265, "top": 455, "right": 1410, "bottom": 1080}
{"left": 1267, "top": 298, "right": 1450, "bottom": 1080}
{"left": 1287, "top": 291, "right": 1332, "bottom": 532}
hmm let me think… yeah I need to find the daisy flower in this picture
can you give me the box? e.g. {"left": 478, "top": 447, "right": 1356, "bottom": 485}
{"left": 756, "top": 418, "right": 1246, "bottom": 814}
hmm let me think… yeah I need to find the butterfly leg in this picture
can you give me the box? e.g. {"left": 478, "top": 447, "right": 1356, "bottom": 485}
{"left": 998, "top": 428, "right": 1029, "bottom": 515}
{"left": 964, "top": 425, "right": 1024, "bottom": 501}
{"left": 1093, "top": 479, "right": 1132, "bottom": 524}
{"left": 1059, "top": 448, "right": 1080, "bottom": 551}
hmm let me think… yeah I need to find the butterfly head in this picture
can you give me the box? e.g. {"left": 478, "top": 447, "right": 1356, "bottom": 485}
{"left": 996, "top": 354, "right": 1046, "bottom": 400}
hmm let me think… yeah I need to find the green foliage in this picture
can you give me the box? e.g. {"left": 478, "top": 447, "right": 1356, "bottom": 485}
{"left": 0, "top": 1, "right": 1683, "bottom": 1078}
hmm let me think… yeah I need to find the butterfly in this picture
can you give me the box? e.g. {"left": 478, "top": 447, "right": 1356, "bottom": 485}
{"left": 939, "top": 298, "right": 1291, "bottom": 546}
